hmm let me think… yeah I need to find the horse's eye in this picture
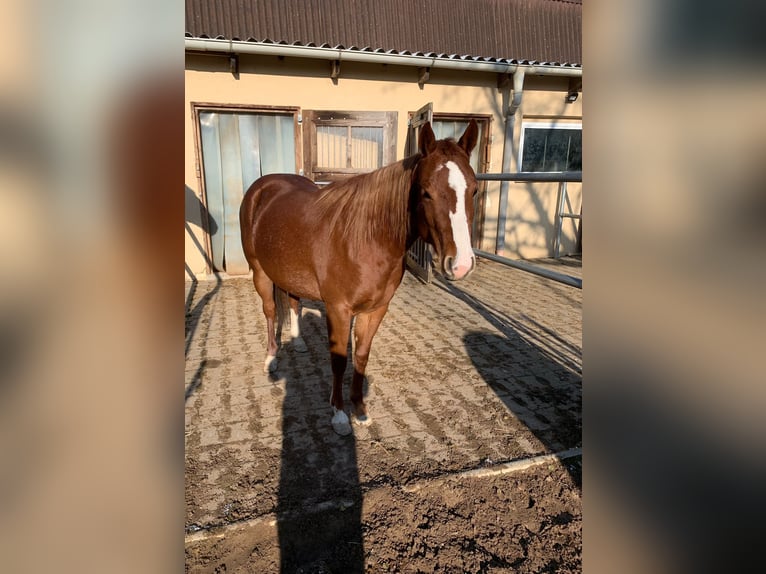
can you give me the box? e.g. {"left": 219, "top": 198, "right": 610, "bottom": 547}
{"left": 422, "top": 191, "right": 432, "bottom": 200}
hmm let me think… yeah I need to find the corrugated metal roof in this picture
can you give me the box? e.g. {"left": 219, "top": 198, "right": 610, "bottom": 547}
{"left": 185, "top": 0, "right": 582, "bottom": 67}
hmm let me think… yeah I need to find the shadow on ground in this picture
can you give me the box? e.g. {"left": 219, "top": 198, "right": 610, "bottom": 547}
{"left": 275, "top": 301, "right": 364, "bottom": 573}
{"left": 433, "top": 276, "right": 582, "bottom": 486}
{"left": 185, "top": 185, "right": 222, "bottom": 402}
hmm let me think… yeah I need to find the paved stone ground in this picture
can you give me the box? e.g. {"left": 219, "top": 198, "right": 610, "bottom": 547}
{"left": 184, "top": 256, "right": 582, "bottom": 559}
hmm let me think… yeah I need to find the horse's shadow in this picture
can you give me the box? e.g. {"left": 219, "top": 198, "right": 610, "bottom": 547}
{"left": 274, "top": 301, "right": 364, "bottom": 573}
{"left": 433, "top": 276, "right": 582, "bottom": 486}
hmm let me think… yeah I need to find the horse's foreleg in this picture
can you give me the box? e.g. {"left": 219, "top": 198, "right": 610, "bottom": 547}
{"left": 351, "top": 304, "right": 389, "bottom": 425}
{"left": 252, "top": 267, "right": 279, "bottom": 372}
{"left": 326, "top": 305, "right": 353, "bottom": 436}
{"left": 288, "top": 294, "right": 307, "bottom": 353}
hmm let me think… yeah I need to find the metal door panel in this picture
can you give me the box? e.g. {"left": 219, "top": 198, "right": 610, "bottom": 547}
{"left": 199, "top": 112, "right": 225, "bottom": 271}
{"left": 198, "top": 110, "right": 297, "bottom": 275}
{"left": 219, "top": 114, "right": 250, "bottom": 275}
{"left": 406, "top": 103, "right": 433, "bottom": 283}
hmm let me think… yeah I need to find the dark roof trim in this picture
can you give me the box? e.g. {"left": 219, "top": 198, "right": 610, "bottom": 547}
{"left": 185, "top": 0, "right": 582, "bottom": 66}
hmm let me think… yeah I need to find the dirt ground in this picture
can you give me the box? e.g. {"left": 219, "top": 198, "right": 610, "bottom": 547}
{"left": 185, "top": 258, "right": 582, "bottom": 573}
{"left": 186, "top": 459, "right": 581, "bottom": 573}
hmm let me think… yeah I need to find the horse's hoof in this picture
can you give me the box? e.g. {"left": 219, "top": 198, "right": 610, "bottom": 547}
{"left": 263, "top": 355, "right": 278, "bottom": 373}
{"left": 331, "top": 409, "right": 352, "bottom": 436}
{"left": 292, "top": 337, "right": 308, "bottom": 353}
{"left": 353, "top": 412, "right": 372, "bottom": 426}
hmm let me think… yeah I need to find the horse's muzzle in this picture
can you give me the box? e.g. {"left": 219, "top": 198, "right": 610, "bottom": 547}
{"left": 443, "top": 254, "right": 476, "bottom": 281}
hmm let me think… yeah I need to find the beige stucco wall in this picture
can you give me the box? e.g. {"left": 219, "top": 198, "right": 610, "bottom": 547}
{"left": 185, "top": 53, "right": 581, "bottom": 277}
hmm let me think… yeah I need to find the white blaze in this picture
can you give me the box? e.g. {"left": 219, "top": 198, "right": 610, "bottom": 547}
{"left": 445, "top": 161, "right": 473, "bottom": 270}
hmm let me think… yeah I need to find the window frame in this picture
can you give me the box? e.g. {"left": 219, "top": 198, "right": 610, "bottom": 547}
{"left": 302, "top": 110, "right": 397, "bottom": 183}
{"left": 429, "top": 112, "right": 492, "bottom": 173}
{"left": 518, "top": 121, "right": 582, "bottom": 173}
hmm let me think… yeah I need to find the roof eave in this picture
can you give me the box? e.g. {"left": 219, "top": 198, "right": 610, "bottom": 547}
{"left": 184, "top": 38, "right": 582, "bottom": 77}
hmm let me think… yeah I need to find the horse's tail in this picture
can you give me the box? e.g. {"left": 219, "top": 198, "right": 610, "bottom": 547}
{"left": 273, "top": 285, "right": 291, "bottom": 342}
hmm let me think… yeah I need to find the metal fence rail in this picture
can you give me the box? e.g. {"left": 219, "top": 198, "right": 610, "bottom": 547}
{"left": 473, "top": 249, "right": 581, "bottom": 289}
{"left": 475, "top": 171, "right": 582, "bottom": 288}
{"left": 476, "top": 171, "right": 582, "bottom": 183}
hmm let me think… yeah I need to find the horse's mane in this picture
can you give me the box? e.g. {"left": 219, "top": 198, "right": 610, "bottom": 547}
{"left": 314, "top": 154, "right": 421, "bottom": 253}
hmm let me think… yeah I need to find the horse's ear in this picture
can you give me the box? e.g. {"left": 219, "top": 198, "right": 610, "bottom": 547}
{"left": 458, "top": 119, "right": 479, "bottom": 156}
{"left": 419, "top": 122, "right": 437, "bottom": 156}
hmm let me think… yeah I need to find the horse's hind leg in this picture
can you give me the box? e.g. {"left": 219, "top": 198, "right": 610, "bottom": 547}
{"left": 350, "top": 304, "right": 389, "bottom": 425}
{"left": 325, "top": 304, "right": 353, "bottom": 436}
{"left": 288, "top": 294, "right": 307, "bottom": 353}
{"left": 251, "top": 264, "right": 279, "bottom": 372}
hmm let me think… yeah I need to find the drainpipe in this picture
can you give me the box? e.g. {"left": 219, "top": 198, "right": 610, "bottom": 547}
{"left": 495, "top": 68, "right": 525, "bottom": 255}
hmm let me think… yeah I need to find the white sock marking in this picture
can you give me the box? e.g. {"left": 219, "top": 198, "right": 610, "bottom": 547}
{"left": 332, "top": 408, "right": 349, "bottom": 425}
{"left": 263, "top": 354, "right": 277, "bottom": 373}
{"left": 331, "top": 408, "right": 352, "bottom": 435}
{"left": 289, "top": 307, "right": 300, "bottom": 338}
{"left": 445, "top": 161, "right": 474, "bottom": 271}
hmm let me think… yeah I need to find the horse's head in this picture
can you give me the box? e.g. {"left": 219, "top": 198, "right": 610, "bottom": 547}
{"left": 413, "top": 120, "right": 479, "bottom": 281}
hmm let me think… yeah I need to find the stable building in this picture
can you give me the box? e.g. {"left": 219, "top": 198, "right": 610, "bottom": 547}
{"left": 185, "top": 0, "right": 582, "bottom": 278}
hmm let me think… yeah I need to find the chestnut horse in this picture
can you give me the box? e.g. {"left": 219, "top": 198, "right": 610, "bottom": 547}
{"left": 240, "top": 121, "right": 478, "bottom": 435}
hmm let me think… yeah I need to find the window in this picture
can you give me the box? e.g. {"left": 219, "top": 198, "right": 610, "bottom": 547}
{"left": 406, "top": 107, "right": 490, "bottom": 175}
{"left": 303, "top": 110, "right": 397, "bottom": 183}
{"left": 432, "top": 117, "right": 488, "bottom": 174}
{"left": 519, "top": 123, "right": 582, "bottom": 172}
